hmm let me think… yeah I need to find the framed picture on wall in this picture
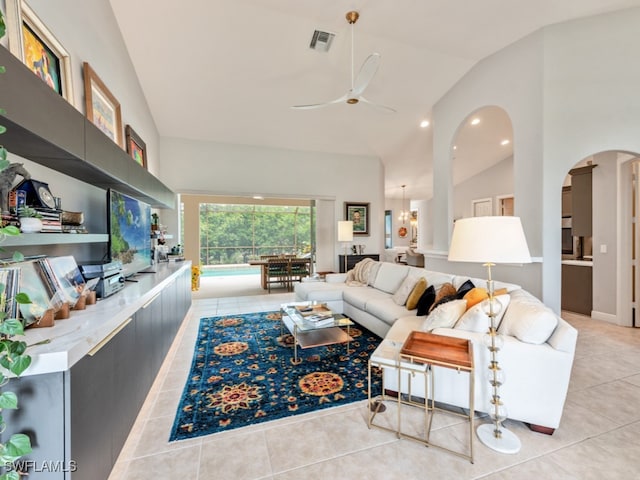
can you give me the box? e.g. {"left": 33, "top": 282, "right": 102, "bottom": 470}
{"left": 5, "top": 0, "right": 74, "bottom": 104}
{"left": 345, "top": 202, "right": 370, "bottom": 235}
{"left": 83, "top": 62, "right": 124, "bottom": 147}
{"left": 125, "top": 125, "right": 147, "bottom": 169}
{"left": 472, "top": 197, "right": 493, "bottom": 217}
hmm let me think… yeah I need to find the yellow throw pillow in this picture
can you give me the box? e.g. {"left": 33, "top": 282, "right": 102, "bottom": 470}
{"left": 406, "top": 277, "right": 428, "bottom": 310}
{"left": 463, "top": 287, "right": 489, "bottom": 310}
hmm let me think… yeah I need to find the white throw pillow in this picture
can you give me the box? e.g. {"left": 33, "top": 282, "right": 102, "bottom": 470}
{"left": 391, "top": 275, "right": 419, "bottom": 306}
{"left": 455, "top": 294, "right": 511, "bottom": 333}
{"left": 421, "top": 299, "right": 467, "bottom": 332}
{"left": 498, "top": 297, "right": 558, "bottom": 344}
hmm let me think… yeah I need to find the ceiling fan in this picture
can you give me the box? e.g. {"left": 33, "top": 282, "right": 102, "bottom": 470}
{"left": 291, "top": 11, "right": 396, "bottom": 113}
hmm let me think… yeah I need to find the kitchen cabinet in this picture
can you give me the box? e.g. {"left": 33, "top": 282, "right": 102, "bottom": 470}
{"left": 561, "top": 261, "right": 593, "bottom": 315}
{"left": 570, "top": 165, "right": 595, "bottom": 237}
{"left": 562, "top": 186, "right": 572, "bottom": 217}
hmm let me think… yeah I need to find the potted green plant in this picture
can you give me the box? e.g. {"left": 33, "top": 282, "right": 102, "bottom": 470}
{"left": 0, "top": 10, "right": 35, "bottom": 479}
{"left": 16, "top": 207, "right": 42, "bottom": 234}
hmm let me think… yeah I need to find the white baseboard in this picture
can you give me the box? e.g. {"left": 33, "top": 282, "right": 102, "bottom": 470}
{"left": 591, "top": 310, "right": 619, "bottom": 325}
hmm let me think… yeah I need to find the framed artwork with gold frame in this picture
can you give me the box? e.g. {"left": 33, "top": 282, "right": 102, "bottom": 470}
{"left": 83, "top": 62, "right": 123, "bottom": 147}
{"left": 125, "top": 125, "right": 147, "bottom": 169}
{"left": 5, "top": 0, "right": 74, "bottom": 104}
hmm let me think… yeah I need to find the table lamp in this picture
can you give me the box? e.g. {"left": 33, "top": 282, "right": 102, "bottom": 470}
{"left": 338, "top": 221, "right": 353, "bottom": 273}
{"left": 448, "top": 216, "right": 531, "bottom": 454}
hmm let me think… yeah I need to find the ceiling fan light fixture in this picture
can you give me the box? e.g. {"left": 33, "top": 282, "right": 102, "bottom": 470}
{"left": 347, "top": 98, "right": 359, "bottom": 104}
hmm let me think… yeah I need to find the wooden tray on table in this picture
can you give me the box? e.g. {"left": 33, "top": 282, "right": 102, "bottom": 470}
{"left": 400, "top": 331, "right": 473, "bottom": 369}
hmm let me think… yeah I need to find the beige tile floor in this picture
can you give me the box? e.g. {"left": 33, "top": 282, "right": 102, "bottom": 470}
{"left": 109, "top": 289, "right": 640, "bottom": 480}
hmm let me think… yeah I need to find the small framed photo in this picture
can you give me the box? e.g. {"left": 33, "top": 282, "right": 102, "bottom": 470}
{"left": 345, "top": 202, "right": 370, "bottom": 236}
{"left": 125, "top": 125, "right": 147, "bottom": 169}
{"left": 5, "top": 0, "right": 74, "bottom": 104}
{"left": 83, "top": 62, "right": 123, "bottom": 147}
{"left": 472, "top": 197, "right": 493, "bottom": 217}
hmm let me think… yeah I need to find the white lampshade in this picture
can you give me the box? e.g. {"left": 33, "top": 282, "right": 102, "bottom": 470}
{"left": 338, "top": 221, "right": 354, "bottom": 242}
{"left": 448, "top": 216, "right": 531, "bottom": 264}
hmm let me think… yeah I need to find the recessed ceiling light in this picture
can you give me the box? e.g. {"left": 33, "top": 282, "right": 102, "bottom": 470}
{"left": 471, "top": 118, "right": 480, "bottom": 126}
{"left": 453, "top": 145, "right": 457, "bottom": 150}
{"left": 420, "top": 120, "right": 430, "bottom": 128}
{"left": 501, "top": 139, "right": 510, "bottom": 146}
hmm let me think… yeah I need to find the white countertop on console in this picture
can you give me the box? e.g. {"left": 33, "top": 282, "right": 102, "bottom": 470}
{"left": 18, "top": 261, "right": 192, "bottom": 377}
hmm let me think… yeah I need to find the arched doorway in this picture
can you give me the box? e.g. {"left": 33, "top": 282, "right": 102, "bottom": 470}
{"left": 560, "top": 151, "right": 640, "bottom": 327}
{"left": 450, "top": 106, "right": 514, "bottom": 219}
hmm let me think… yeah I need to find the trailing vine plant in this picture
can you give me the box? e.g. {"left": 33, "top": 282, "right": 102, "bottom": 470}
{"left": 0, "top": 9, "right": 35, "bottom": 480}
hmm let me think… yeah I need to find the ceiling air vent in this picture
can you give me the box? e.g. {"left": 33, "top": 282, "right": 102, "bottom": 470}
{"left": 309, "top": 30, "right": 335, "bottom": 52}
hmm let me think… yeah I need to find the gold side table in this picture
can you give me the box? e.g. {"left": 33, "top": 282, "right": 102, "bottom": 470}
{"left": 399, "top": 331, "right": 475, "bottom": 463}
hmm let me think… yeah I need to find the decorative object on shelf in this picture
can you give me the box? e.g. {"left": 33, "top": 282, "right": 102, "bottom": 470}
{"left": 151, "top": 212, "right": 159, "bottom": 232}
{"left": 5, "top": 0, "right": 74, "bottom": 103}
{"left": 338, "top": 220, "right": 353, "bottom": 273}
{"left": 448, "top": 216, "right": 531, "bottom": 454}
{"left": 398, "top": 226, "right": 407, "bottom": 238}
{"left": 345, "top": 201, "right": 369, "bottom": 235}
{"left": 83, "top": 62, "right": 123, "bottom": 147}
{"left": 125, "top": 124, "right": 147, "bottom": 169}
{"left": 17, "top": 206, "right": 42, "bottom": 233}
{"left": 0, "top": 162, "right": 30, "bottom": 213}
{"left": 13, "top": 178, "right": 55, "bottom": 209}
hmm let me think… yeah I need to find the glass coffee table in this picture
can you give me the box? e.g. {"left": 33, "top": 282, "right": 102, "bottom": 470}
{"left": 280, "top": 301, "right": 354, "bottom": 363}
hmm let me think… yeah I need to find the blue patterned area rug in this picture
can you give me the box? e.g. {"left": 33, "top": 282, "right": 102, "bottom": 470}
{"left": 169, "top": 310, "right": 382, "bottom": 441}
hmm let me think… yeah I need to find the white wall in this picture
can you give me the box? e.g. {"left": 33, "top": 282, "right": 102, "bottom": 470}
{"left": 160, "top": 137, "right": 385, "bottom": 271}
{"left": 453, "top": 156, "right": 514, "bottom": 220}
{"left": 591, "top": 152, "right": 618, "bottom": 316}
{"left": 428, "top": 8, "right": 640, "bottom": 310}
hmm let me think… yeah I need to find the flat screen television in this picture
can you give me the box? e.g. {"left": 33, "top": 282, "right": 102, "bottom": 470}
{"left": 107, "top": 188, "right": 152, "bottom": 278}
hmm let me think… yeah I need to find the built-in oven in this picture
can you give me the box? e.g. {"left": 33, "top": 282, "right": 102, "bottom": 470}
{"left": 561, "top": 217, "right": 573, "bottom": 255}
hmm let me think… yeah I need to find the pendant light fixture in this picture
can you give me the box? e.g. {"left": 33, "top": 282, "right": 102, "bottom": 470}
{"left": 398, "top": 185, "right": 409, "bottom": 223}
{"left": 398, "top": 185, "right": 409, "bottom": 238}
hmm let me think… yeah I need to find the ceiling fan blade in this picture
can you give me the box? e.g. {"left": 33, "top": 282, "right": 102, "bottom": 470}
{"left": 359, "top": 95, "right": 396, "bottom": 113}
{"left": 350, "top": 53, "right": 381, "bottom": 97}
{"left": 291, "top": 93, "right": 349, "bottom": 110}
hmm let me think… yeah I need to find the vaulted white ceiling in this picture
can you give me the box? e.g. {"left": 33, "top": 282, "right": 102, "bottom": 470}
{"left": 109, "top": 0, "right": 640, "bottom": 200}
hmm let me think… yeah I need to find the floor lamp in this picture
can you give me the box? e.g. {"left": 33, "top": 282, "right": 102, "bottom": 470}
{"left": 338, "top": 221, "right": 353, "bottom": 273}
{"left": 448, "top": 216, "right": 531, "bottom": 454}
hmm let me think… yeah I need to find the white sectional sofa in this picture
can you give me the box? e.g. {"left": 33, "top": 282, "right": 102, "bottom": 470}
{"left": 294, "top": 261, "right": 578, "bottom": 433}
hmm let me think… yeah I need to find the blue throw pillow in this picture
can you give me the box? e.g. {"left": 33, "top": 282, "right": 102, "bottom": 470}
{"left": 416, "top": 285, "right": 436, "bottom": 316}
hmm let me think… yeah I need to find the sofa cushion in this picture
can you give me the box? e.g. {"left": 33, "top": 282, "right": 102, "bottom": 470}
{"left": 294, "top": 282, "right": 347, "bottom": 302}
{"left": 406, "top": 278, "right": 428, "bottom": 310}
{"left": 499, "top": 290, "right": 558, "bottom": 344}
{"left": 424, "top": 271, "right": 456, "bottom": 290}
{"left": 392, "top": 274, "right": 423, "bottom": 306}
{"left": 367, "top": 298, "right": 416, "bottom": 323}
{"left": 421, "top": 299, "right": 467, "bottom": 332}
{"left": 455, "top": 294, "right": 511, "bottom": 333}
{"left": 367, "top": 261, "right": 382, "bottom": 286}
{"left": 342, "top": 286, "right": 390, "bottom": 311}
{"left": 453, "top": 275, "right": 521, "bottom": 293}
{"left": 455, "top": 279, "right": 475, "bottom": 299}
{"left": 463, "top": 287, "right": 489, "bottom": 309}
{"left": 416, "top": 285, "right": 436, "bottom": 316}
{"left": 372, "top": 262, "right": 410, "bottom": 294}
{"left": 429, "top": 283, "right": 457, "bottom": 313}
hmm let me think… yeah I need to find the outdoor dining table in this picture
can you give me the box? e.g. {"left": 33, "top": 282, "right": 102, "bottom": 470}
{"left": 248, "top": 257, "right": 312, "bottom": 289}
